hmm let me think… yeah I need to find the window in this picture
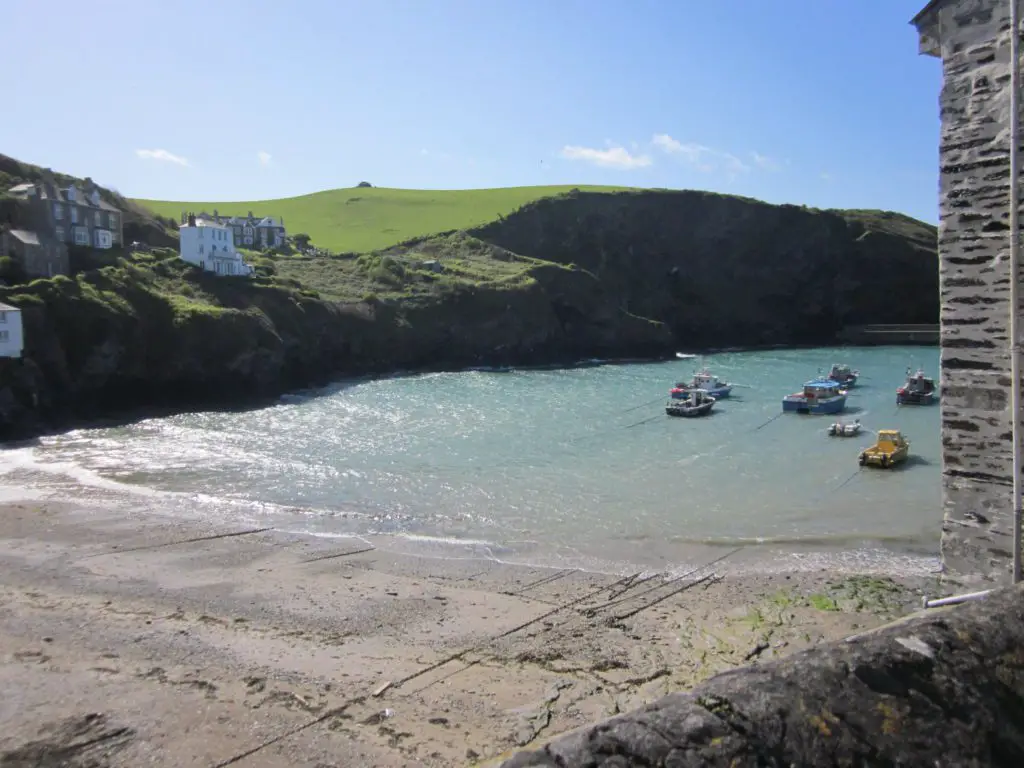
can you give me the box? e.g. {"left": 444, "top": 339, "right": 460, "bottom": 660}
{"left": 199, "top": 245, "right": 204, "bottom": 254}
{"left": 66, "top": 187, "right": 75, "bottom": 202}
{"left": 70, "top": 207, "right": 78, "bottom": 224}
{"left": 0, "top": 311, "right": 6, "bottom": 323}
{"left": 74, "top": 227, "right": 88, "bottom": 245}
{"left": 55, "top": 226, "right": 64, "bottom": 241}
{"left": 94, "top": 211, "right": 101, "bottom": 227}
{"left": 109, "top": 213, "right": 118, "bottom": 230}
{"left": 54, "top": 204, "right": 63, "bottom": 220}
{"left": 0, "top": 331, "right": 8, "bottom": 343}
{"left": 199, "top": 228, "right": 204, "bottom": 238}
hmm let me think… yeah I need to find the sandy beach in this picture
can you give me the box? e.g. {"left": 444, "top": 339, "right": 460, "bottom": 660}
{"left": 0, "top": 500, "right": 935, "bottom": 767}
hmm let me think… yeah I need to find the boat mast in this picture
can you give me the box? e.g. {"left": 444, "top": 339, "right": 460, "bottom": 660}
{"left": 1011, "top": 0, "right": 1023, "bottom": 584}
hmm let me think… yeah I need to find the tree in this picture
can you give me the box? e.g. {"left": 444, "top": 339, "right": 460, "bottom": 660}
{"left": 293, "top": 233, "right": 312, "bottom": 250}
{"left": 356, "top": 181, "right": 373, "bottom": 188}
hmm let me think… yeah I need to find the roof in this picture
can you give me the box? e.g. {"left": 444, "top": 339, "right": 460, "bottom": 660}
{"left": 910, "top": 0, "right": 946, "bottom": 27}
{"left": 0, "top": 301, "right": 19, "bottom": 312}
{"left": 7, "top": 229, "right": 40, "bottom": 246}
{"left": 7, "top": 181, "right": 120, "bottom": 213}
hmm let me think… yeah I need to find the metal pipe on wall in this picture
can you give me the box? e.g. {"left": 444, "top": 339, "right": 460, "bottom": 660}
{"left": 1011, "top": 0, "right": 1023, "bottom": 584}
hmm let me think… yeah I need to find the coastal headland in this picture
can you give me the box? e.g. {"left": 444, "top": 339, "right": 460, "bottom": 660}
{"left": 0, "top": 154, "right": 937, "bottom": 441}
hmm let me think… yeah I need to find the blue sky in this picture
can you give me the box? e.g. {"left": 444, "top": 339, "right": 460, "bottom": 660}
{"left": 4, "top": 0, "right": 941, "bottom": 221}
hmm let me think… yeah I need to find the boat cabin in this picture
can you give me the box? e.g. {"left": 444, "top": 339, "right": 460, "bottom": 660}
{"left": 904, "top": 370, "right": 934, "bottom": 393}
{"left": 830, "top": 364, "right": 852, "bottom": 378}
{"left": 802, "top": 379, "right": 843, "bottom": 400}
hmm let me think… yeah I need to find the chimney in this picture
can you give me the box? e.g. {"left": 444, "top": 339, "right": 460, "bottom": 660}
{"left": 187, "top": 212, "right": 196, "bottom": 227}
{"left": 214, "top": 209, "right": 219, "bottom": 223}
{"left": 248, "top": 211, "right": 253, "bottom": 219}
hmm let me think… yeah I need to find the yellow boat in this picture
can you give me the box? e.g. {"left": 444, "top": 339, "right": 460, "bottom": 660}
{"left": 858, "top": 430, "right": 910, "bottom": 469}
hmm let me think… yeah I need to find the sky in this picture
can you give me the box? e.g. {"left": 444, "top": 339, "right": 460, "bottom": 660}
{"left": 3, "top": 0, "right": 942, "bottom": 222}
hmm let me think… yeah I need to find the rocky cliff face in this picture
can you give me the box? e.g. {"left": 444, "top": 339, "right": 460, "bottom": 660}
{"left": 0, "top": 191, "right": 937, "bottom": 441}
{"left": 472, "top": 191, "right": 938, "bottom": 349}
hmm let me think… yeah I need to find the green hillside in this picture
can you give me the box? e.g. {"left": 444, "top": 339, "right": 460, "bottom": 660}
{"left": 132, "top": 185, "right": 631, "bottom": 253}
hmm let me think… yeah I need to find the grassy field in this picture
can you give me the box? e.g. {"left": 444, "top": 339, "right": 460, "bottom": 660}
{"left": 133, "top": 185, "right": 631, "bottom": 253}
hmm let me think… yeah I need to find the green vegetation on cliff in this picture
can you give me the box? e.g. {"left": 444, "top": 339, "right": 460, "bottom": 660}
{"left": 0, "top": 153, "right": 939, "bottom": 442}
{"left": 133, "top": 185, "right": 629, "bottom": 253}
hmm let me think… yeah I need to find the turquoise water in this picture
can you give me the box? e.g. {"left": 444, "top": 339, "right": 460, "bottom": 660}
{"left": 0, "top": 346, "right": 942, "bottom": 575}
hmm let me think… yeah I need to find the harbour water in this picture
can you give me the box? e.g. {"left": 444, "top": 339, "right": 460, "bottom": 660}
{"left": 0, "top": 346, "right": 942, "bottom": 576}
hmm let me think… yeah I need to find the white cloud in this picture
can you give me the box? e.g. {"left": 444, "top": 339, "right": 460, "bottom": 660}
{"left": 135, "top": 148, "right": 189, "bottom": 167}
{"left": 652, "top": 133, "right": 684, "bottom": 154}
{"left": 559, "top": 144, "right": 652, "bottom": 170}
{"left": 257, "top": 150, "right": 272, "bottom": 167}
{"left": 750, "top": 151, "right": 782, "bottom": 172}
{"left": 651, "top": 134, "right": 749, "bottom": 177}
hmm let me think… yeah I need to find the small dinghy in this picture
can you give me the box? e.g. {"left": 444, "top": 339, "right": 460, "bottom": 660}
{"left": 827, "top": 419, "right": 862, "bottom": 437}
{"left": 666, "top": 388, "right": 716, "bottom": 418}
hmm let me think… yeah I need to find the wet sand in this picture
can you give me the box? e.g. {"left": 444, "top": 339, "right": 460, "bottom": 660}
{"left": 0, "top": 501, "right": 935, "bottom": 767}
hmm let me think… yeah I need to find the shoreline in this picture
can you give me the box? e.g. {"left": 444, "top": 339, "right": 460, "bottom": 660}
{"left": 0, "top": 341, "right": 939, "bottom": 446}
{"left": 0, "top": 499, "right": 937, "bottom": 766}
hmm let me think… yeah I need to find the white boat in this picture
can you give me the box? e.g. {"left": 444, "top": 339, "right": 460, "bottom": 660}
{"left": 827, "top": 419, "right": 862, "bottom": 437}
{"left": 665, "top": 389, "right": 716, "bottom": 418}
{"left": 671, "top": 367, "right": 733, "bottom": 399}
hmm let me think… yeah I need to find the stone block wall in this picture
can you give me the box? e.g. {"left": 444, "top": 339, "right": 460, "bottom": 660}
{"left": 915, "top": 0, "right": 1020, "bottom": 584}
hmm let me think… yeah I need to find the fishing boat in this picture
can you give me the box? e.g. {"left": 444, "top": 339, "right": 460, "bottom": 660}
{"left": 896, "top": 368, "right": 937, "bottom": 406}
{"left": 670, "top": 367, "right": 733, "bottom": 399}
{"left": 782, "top": 378, "right": 847, "bottom": 415}
{"left": 827, "top": 419, "right": 862, "bottom": 437}
{"left": 859, "top": 430, "right": 910, "bottom": 469}
{"left": 665, "top": 389, "right": 716, "bottom": 418}
{"left": 827, "top": 363, "right": 859, "bottom": 388}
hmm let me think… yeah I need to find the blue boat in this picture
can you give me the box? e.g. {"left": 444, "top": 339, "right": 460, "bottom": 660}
{"left": 670, "top": 367, "right": 733, "bottom": 399}
{"left": 782, "top": 378, "right": 847, "bottom": 415}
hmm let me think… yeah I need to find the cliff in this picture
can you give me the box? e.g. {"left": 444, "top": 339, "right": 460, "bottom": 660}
{"left": 0, "top": 188, "right": 937, "bottom": 441}
{"left": 499, "top": 585, "right": 1024, "bottom": 767}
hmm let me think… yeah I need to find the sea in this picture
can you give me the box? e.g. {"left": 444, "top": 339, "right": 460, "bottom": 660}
{"left": 0, "top": 345, "right": 943, "bottom": 578}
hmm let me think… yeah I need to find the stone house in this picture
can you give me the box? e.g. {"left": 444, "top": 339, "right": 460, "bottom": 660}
{"left": 7, "top": 177, "right": 124, "bottom": 252}
{"left": 0, "top": 227, "right": 69, "bottom": 278}
{"left": 912, "top": 0, "right": 1023, "bottom": 585}
{"left": 191, "top": 210, "right": 286, "bottom": 250}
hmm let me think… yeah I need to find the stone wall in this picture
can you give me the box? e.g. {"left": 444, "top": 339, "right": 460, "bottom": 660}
{"left": 915, "top": 0, "right": 1021, "bottom": 585}
{"left": 499, "top": 584, "right": 1024, "bottom": 767}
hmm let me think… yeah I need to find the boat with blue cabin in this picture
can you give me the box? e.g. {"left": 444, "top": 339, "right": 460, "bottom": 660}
{"left": 826, "top": 363, "right": 859, "bottom": 388}
{"left": 670, "top": 367, "right": 733, "bottom": 399}
{"left": 782, "top": 378, "right": 848, "bottom": 415}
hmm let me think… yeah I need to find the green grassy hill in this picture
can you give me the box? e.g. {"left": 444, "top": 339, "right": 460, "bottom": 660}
{"left": 132, "top": 185, "right": 630, "bottom": 253}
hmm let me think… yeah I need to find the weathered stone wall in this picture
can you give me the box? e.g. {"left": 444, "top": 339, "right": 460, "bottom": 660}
{"left": 499, "top": 585, "right": 1024, "bottom": 767}
{"left": 916, "top": 0, "right": 1020, "bottom": 585}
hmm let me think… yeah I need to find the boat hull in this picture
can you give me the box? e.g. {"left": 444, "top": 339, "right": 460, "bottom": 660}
{"left": 782, "top": 395, "right": 847, "bottom": 415}
{"left": 671, "top": 385, "right": 732, "bottom": 399}
{"left": 666, "top": 400, "right": 715, "bottom": 418}
{"left": 897, "top": 392, "right": 935, "bottom": 406}
{"left": 830, "top": 375, "right": 858, "bottom": 388}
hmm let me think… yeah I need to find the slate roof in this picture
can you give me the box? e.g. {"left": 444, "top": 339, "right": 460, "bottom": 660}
{"left": 7, "top": 181, "right": 120, "bottom": 213}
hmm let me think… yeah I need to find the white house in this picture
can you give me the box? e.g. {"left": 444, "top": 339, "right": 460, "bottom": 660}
{"left": 0, "top": 302, "right": 24, "bottom": 358}
{"left": 178, "top": 213, "right": 255, "bottom": 277}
